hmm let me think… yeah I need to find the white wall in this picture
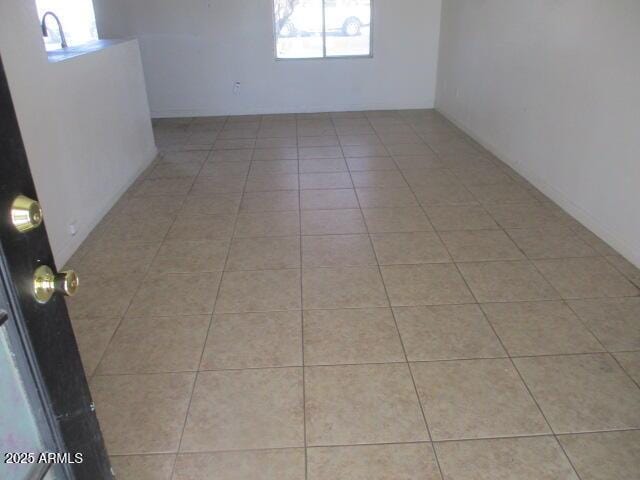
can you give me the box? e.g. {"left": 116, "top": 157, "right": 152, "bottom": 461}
{"left": 436, "top": 0, "right": 640, "bottom": 267}
{"left": 0, "top": 0, "right": 156, "bottom": 266}
{"left": 93, "top": 0, "right": 442, "bottom": 117}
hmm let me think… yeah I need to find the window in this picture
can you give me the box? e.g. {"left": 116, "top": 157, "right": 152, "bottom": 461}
{"left": 36, "top": 0, "right": 98, "bottom": 51}
{"left": 274, "top": 0, "right": 372, "bottom": 59}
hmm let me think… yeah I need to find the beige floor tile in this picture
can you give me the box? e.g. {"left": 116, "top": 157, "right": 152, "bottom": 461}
{"left": 381, "top": 264, "right": 474, "bottom": 306}
{"left": 301, "top": 209, "right": 367, "bottom": 235}
{"left": 305, "top": 364, "right": 428, "bottom": 446}
{"left": 213, "top": 138, "right": 256, "bottom": 149}
{"left": 91, "top": 373, "right": 194, "bottom": 455}
{"left": 534, "top": 257, "right": 639, "bottom": 299}
{"left": 338, "top": 134, "right": 380, "bottom": 146}
{"left": 216, "top": 269, "right": 301, "bottom": 313}
{"left": 411, "top": 359, "right": 550, "bottom": 440}
{"left": 394, "top": 154, "right": 445, "bottom": 170}
{"left": 66, "top": 273, "right": 144, "bottom": 319}
{"left": 180, "top": 368, "right": 304, "bottom": 451}
{"left": 234, "top": 211, "right": 300, "bottom": 237}
{"left": 71, "top": 316, "right": 121, "bottom": 377}
{"left": 166, "top": 214, "right": 236, "bottom": 241}
{"left": 506, "top": 227, "right": 598, "bottom": 259}
{"left": 440, "top": 230, "right": 525, "bottom": 262}
{"left": 210, "top": 149, "right": 253, "bottom": 162}
{"left": 514, "top": 354, "right": 640, "bottom": 433}
{"left": 485, "top": 203, "right": 573, "bottom": 229}
{"left": 614, "top": 351, "right": 640, "bottom": 384}
{"left": 606, "top": 255, "right": 640, "bottom": 287}
{"left": 452, "top": 166, "right": 515, "bottom": 187}
{"left": 299, "top": 146, "right": 343, "bottom": 159}
{"left": 351, "top": 171, "right": 408, "bottom": 188}
{"left": 559, "top": 430, "right": 640, "bottom": 480}
{"left": 302, "top": 267, "right": 388, "bottom": 309}
{"left": 468, "top": 183, "right": 537, "bottom": 204}
{"left": 435, "top": 436, "right": 578, "bottom": 480}
{"left": 307, "top": 443, "right": 441, "bottom": 480}
{"left": 118, "top": 195, "right": 186, "bottom": 217}
{"left": 362, "top": 207, "right": 433, "bottom": 233}
{"left": 110, "top": 454, "right": 176, "bottom": 480}
{"left": 181, "top": 193, "right": 241, "bottom": 215}
{"left": 245, "top": 174, "right": 299, "bottom": 192}
{"left": 346, "top": 156, "right": 398, "bottom": 171}
{"left": 567, "top": 297, "right": 640, "bottom": 351}
{"left": 255, "top": 137, "right": 297, "bottom": 148}
{"left": 252, "top": 147, "right": 298, "bottom": 160}
{"left": 300, "top": 172, "right": 353, "bottom": 190}
{"left": 379, "top": 132, "right": 424, "bottom": 145}
{"left": 149, "top": 239, "right": 229, "bottom": 273}
{"left": 300, "top": 189, "right": 359, "bottom": 210}
{"left": 226, "top": 236, "right": 301, "bottom": 270}
{"left": 303, "top": 308, "right": 405, "bottom": 365}
{"left": 300, "top": 158, "right": 348, "bottom": 173}
{"left": 356, "top": 187, "right": 418, "bottom": 208}
{"left": 458, "top": 261, "right": 559, "bottom": 303}
{"left": 199, "top": 161, "right": 250, "bottom": 177}
{"left": 412, "top": 184, "right": 478, "bottom": 206}
{"left": 250, "top": 160, "right": 298, "bottom": 175}
{"left": 424, "top": 205, "right": 498, "bottom": 231}
{"left": 77, "top": 242, "right": 160, "bottom": 276}
{"left": 133, "top": 177, "right": 194, "bottom": 196}
{"left": 386, "top": 144, "right": 432, "bottom": 156}
{"left": 342, "top": 144, "right": 390, "bottom": 157}
{"left": 92, "top": 215, "right": 175, "bottom": 244}
{"left": 482, "top": 301, "right": 603, "bottom": 356}
{"left": 127, "top": 272, "right": 220, "bottom": 317}
{"left": 173, "top": 450, "right": 305, "bottom": 480}
{"left": 189, "top": 175, "right": 246, "bottom": 195}
{"left": 403, "top": 169, "right": 459, "bottom": 189}
{"left": 240, "top": 190, "right": 299, "bottom": 212}
{"left": 302, "top": 234, "right": 376, "bottom": 267}
{"left": 161, "top": 150, "right": 209, "bottom": 163}
{"left": 371, "top": 232, "right": 450, "bottom": 265}
{"left": 299, "top": 135, "right": 339, "bottom": 147}
{"left": 97, "top": 315, "right": 210, "bottom": 374}
{"left": 394, "top": 305, "right": 505, "bottom": 361}
{"left": 200, "top": 311, "right": 302, "bottom": 370}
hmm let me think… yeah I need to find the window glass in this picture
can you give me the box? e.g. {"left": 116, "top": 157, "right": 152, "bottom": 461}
{"left": 324, "top": 0, "right": 371, "bottom": 57}
{"left": 274, "top": 0, "right": 371, "bottom": 59}
{"left": 275, "top": 0, "right": 324, "bottom": 59}
{"left": 36, "top": 0, "right": 98, "bottom": 51}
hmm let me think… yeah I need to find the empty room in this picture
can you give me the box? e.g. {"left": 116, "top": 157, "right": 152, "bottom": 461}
{"left": 1, "top": 0, "right": 639, "bottom": 478}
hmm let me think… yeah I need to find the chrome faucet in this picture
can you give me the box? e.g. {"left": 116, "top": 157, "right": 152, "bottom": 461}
{"left": 41, "top": 11, "right": 68, "bottom": 49}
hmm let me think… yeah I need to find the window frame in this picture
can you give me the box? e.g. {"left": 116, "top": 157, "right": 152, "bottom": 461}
{"left": 272, "top": 0, "right": 374, "bottom": 61}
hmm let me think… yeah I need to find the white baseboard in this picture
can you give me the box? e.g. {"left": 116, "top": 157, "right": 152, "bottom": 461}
{"left": 150, "top": 101, "right": 435, "bottom": 119}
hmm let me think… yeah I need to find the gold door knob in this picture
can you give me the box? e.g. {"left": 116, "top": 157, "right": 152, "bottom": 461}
{"left": 11, "top": 195, "right": 43, "bottom": 233}
{"left": 33, "top": 266, "right": 79, "bottom": 304}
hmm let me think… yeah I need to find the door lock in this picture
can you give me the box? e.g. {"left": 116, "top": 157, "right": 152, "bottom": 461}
{"left": 33, "top": 266, "right": 79, "bottom": 304}
{"left": 11, "top": 195, "right": 43, "bottom": 233}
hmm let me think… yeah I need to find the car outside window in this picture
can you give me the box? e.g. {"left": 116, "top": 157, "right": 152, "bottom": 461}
{"left": 274, "top": 0, "right": 372, "bottom": 59}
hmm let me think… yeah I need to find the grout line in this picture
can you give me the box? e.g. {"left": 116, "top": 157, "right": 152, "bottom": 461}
{"left": 168, "top": 115, "right": 238, "bottom": 480}
{"left": 294, "top": 117, "right": 310, "bottom": 480}
{"left": 350, "top": 115, "right": 448, "bottom": 480}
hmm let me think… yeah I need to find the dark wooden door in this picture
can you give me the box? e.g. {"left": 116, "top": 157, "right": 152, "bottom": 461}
{"left": 0, "top": 54, "right": 112, "bottom": 479}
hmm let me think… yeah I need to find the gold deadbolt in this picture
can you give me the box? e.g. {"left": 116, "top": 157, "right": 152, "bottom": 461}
{"left": 11, "top": 195, "right": 43, "bottom": 233}
{"left": 33, "top": 266, "right": 79, "bottom": 304}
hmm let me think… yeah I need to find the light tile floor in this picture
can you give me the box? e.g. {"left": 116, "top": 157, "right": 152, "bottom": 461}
{"left": 65, "top": 110, "right": 640, "bottom": 479}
